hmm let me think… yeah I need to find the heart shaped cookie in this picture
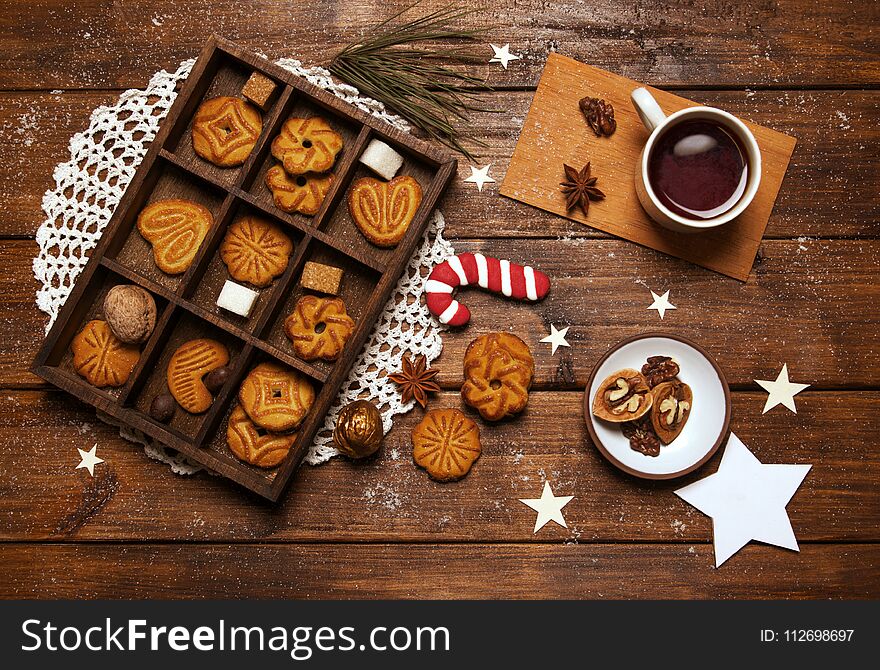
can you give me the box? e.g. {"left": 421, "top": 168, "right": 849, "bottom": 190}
{"left": 166, "top": 338, "right": 230, "bottom": 414}
{"left": 347, "top": 175, "right": 422, "bottom": 248}
{"left": 137, "top": 199, "right": 213, "bottom": 275}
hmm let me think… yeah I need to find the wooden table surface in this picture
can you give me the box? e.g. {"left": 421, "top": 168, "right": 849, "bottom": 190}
{"left": 0, "top": 1, "right": 878, "bottom": 599}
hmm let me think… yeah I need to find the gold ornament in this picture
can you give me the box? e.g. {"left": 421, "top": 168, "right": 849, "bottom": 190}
{"left": 333, "top": 400, "right": 383, "bottom": 458}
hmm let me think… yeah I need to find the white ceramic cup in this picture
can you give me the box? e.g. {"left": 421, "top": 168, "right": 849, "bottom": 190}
{"left": 630, "top": 87, "right": 762, "bottom": 233}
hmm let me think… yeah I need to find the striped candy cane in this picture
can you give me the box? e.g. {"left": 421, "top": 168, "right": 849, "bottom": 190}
{"left": 425, "top": 253, "right": 551, "bottom": 326}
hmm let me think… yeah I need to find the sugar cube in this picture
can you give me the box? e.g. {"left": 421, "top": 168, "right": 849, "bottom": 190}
{"left": 241, "top": 71, "right": 277, "bottom": 111}
{"left": 217, "top": 280, "right": 259, "bottom": 317}
{"left": 300, "top": 261, "right": 344, "bottom": 295}
{"left": 358, "top": 139, "right": 404, "bottom": 181}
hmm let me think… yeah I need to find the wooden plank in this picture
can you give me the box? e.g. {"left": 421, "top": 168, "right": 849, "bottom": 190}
{"left": 501, "top": 54, "right": 797, "bottom": 281}
{"left": 0, "top": 542, "right": 876, "bottom": 599}
{"left": 7, "top": 238, "right": 880, "bottom": 388}
{"left": 2, "top": 90, "right": 876, "bottom": 239}
{"left": 0, "top": 389, "right": 875, "bottom": 542}
{"left": 0, "top": 1, "right": 875, "bottom": 90}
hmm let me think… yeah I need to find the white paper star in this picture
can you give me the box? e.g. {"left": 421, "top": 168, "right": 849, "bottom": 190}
{"left": 647, "top": 289, "right": 676, "bottom": 319}
{"left": 519, "top": 481, "right": 574, "bottom": 533}
{"left": 755, "top": 364, "right": 810, "bottom": 414}
{"left": 675, "top": 433, "right": 811, "bottom": 567}
{"left": 463, "top": 164, "right": 495, "bottom": 192}
{"left": 75, "top": 444, "right": 104, "bottom": 477}
{"left": 540, "top": 324, "right": 571, "bottom": 355}
{"left": 489, "top": 43, "right": 521, "bottom": 69}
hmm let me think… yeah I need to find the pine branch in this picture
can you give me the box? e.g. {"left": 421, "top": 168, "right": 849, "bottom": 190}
{"left": 329, "top": 2, "right": 496, "bottom": 161}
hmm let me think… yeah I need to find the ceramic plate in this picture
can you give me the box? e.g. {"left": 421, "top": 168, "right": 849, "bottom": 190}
{"left": 583, "top": 334, "right": 731, "bottom": 479}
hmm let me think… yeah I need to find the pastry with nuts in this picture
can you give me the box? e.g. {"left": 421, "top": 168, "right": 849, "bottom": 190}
{"left": 650, "top": 380, "right": 692, "bottom": 444}
{"left": 166, "top": 338, "right": 230, "bottom": 414}
{"left": 591, "top": 369, "right": 652, "bottom": 422}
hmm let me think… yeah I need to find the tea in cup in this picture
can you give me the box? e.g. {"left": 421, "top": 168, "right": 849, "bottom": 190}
{"left": 631, "top": 87, "right": 761, "bottom": 233}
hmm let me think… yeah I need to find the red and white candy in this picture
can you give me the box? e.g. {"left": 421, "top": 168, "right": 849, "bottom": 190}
{"left": 425, "top": 253, "right": 551, "bottom": 326}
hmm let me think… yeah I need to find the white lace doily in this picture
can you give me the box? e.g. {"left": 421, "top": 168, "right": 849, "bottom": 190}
{"left": 33, "top": 57, "right": 453, "bottom": 472}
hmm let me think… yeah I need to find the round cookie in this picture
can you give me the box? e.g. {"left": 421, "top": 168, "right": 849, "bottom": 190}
{"left": 192, "top": 96, "right": 262, "bottom": 167}
{"left": 270, "top": 117, "right": 344, "bottom": 175}
{"left": 347, "top": 176, "right": 422, "bottom": 248}
{"left": 71, "top": 320, "right": 140, "bottom": 388}
{"left": 283, "top": 296, "right": 355, "bottom": 362}
{"left": 220, "top": 215, "right": 293, "bottom": 288}
{"left": 266, "top": 165, "right": 334, "bottom": 216}
{"left": 166, "top": 338, "right": 230, "bottom": 414}
{"left": 461, "top": 332, "right": 534, "bottom": 422}
{"left": 411, "top": 408, "right": 481, "bottom": 482}
{"left": 226, "top": 405, "right": 297, "bottom": 468}
{"left": 238, "top": 361, "right": 315, "bottom": 432}
{"left": 137, "top": 199, "right": 214, "bottom": 275}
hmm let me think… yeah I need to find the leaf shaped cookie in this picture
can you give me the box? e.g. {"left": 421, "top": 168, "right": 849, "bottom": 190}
{"left": 72, "top": 320, "right": 140, "bottom": 388}
{"left": 347, "top": 176, "right": 422, "bottom": 248}
{"left": 137, "top": 199, "right": 213, "bottom": 275}
{"left": 270, "top": 117, "right": 343, "bottom": 175}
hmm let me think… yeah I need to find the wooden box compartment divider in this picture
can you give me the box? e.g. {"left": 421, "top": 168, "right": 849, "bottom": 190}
{"left": 31, "top": 36, "right": 457, "bottom": 501}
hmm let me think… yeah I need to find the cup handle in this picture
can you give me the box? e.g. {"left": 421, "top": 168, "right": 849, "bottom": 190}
{"left": 631, "top": 87, "right": 666, "bottom": 132}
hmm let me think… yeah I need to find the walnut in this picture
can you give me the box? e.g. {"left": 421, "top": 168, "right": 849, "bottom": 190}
{"left": 592, "top": 368, "right": 653, "bottom": 422}
{"left": 579, "top": 96, "right": 617, "bottom": 137}
{"left": 642, "top": 355, "right": 680, "bottom": 387}
{"left": 102, "top": 285, "right": 157, "bottom": 344}
{"left": 622, "top": 416, "right": 661, "bottom": 456}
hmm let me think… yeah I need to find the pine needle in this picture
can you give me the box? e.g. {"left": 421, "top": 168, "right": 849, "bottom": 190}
{"left": 329, "top": 2, "right": 495, "bottom": 161}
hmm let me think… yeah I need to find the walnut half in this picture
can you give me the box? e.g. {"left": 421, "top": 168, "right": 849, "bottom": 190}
{"left": 650, "top": 380, "right": 693, "bottom": 444}
{"left": 642, "top": 355, "right": 680, "bottom": 388}
{"left": 592, "top": 368, "right": 653, "bottom": 423}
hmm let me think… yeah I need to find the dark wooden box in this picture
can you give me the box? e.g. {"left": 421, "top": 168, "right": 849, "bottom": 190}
{"left": 31, "top": 36, "right": 457, "bottom": 501}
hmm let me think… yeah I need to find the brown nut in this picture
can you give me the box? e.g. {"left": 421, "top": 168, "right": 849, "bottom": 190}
{"left": 650, "top": 380, "right": 693, "bottom": 444}
{"left": 149, "top": 393, "right": 176, "bottom": 423}
{"left": 621, "top": 416, "right": 661, "bottom": 457}
{"left": 591, "top": 368, "right": 652, "bottom": 422}
{"left": 103, "top": 285, "right": 157, "bottom": 344}
{"left": 642, "top": 355, "right": 680, "bottom": 388}
{"left": 333, "top": 400, "right": 383, "bottom": 459}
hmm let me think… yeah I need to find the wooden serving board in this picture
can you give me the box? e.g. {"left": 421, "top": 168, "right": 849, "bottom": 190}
{"left": 30, "top": 36, "right": 456, "bottom": 501}
{"left": 500, "top": 53, "right": 797, "bottom": 281}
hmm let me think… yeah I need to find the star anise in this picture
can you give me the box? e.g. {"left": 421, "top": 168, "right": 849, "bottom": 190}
{"left": 579, "top": 96, "right": 617, "bottom": 137}
{"left": 388, "top": 354, "right": 440, "bottom": 408}
{"left": 560, "top": 162, "right": 605, "bottom": 215}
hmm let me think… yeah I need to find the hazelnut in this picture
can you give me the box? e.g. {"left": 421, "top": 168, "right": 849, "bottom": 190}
{"left": 203, "top": 366, "right": 231, "bottom": 394}
{"left": 149, "top": 393, "right": 176, "bottom": 423}
{"left": 103, "top": 285, "right": 157, "bottom": 344}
